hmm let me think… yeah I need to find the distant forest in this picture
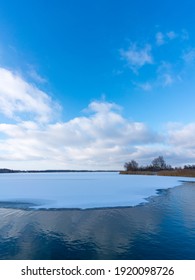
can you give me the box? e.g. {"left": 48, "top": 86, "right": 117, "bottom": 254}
{"left": 0, "top": 169, "right": 117, "bottom": 173}
{"left": 124, "top": 156, "right": 195, "bottom": 172}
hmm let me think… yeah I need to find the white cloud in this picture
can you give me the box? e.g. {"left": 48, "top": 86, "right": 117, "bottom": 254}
{"left": 130, "top": 121, "right": 195, "bottom": 166}
{"left": 0, "top": 67, "right": 60, "bottom": 123}
{"left": 120, "top": 43, "right": 153, "bottom": 72}
{"left": 1, "top": 105, "right": 195, "bottom": 169}
{"left": 0, "top": 101, "right": 163, "bottom": 169}
{"left": 167, "top": 123, "right": 195, "bottom": 148}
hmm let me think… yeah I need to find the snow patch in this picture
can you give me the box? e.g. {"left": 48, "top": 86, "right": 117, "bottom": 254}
{"left": 0, "top": 172, "right": 193, "bottom": 209}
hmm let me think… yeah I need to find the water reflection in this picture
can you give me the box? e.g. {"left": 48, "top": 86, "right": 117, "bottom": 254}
{"left": 0, "top": 182, "right": 195, "bottom": 259}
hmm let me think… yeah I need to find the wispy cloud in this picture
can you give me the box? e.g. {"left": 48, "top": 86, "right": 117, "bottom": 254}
{"left": 182, "top": 48, "right": 195, "bottom": 64}
{"left": 155, "top": 30, "right": 178, "bottom": 46}
{"left": 121, "top": 29, "right": 194, "bottom": 91}
{"left": 156, "top": 32, "right": 165, "bottom": 46}
{"left": 157, "top": 62, "right": 175, "bottom": 87}
{"left": 120, "top": 43, "right": 153, "bottom": 73}
{"left": 28, "top": 68, "right": 47, "bottom": 84}
{"left": 0, "top": 67, "right": 60, "bottom": 123}
{"left": 138, "top": 61, "right": 177, "bottom": 91}
{"left": 162, "top": 73, "right": 174, "bottom": 86}
{"left": 136, "top": 82, "right": 153, "bottom": 91}
{"left": 118, "top": 29, "right": 192, "bottom": 92}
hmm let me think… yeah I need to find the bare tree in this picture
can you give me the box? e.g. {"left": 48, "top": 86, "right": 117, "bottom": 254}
{"left": 124, "top": 160, "right": 139, "bottom": 171}
{"left": 151, "top": 156, "right": 167, "bottom": 170}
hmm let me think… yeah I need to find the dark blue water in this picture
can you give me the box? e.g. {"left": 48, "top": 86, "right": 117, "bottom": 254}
{"left": 0, "top": 182, "right": 195, "bottom": 259}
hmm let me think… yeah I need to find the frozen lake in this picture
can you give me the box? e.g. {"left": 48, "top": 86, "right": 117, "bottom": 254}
{"left": 0, "top": 172, "right": 193, "bottom": 209}
{"left": 0, "top": 173, "right": 195, "bottom": 259}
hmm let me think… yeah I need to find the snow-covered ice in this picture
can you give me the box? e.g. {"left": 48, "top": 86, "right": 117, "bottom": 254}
{"left": 0, "top": 172, "right": 193, "bottom": 209}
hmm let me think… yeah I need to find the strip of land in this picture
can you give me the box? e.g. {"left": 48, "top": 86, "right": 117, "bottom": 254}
{"left": 0, "top": 168, "right": 118, "bottom": 174}
{"left": 120, "top": 169, "right": 195, "bottom": 177}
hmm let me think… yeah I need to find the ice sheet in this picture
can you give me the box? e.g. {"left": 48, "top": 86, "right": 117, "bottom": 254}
{"left": 0, "top": 172, "right": 193, "bottom": 209}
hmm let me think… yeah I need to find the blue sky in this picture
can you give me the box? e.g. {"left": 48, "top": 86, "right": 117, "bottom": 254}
{"left": 0, "top": 0, "right": 195, "bottom": 170}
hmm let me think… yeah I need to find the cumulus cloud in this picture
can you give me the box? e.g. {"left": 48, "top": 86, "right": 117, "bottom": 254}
{"left": 167, "top": 123, "right": 195, "bottom": 148}
{"left": 120, "top": 43, "right": 153, "bottom": 72}
{"left": 0, "top": 67, "right": 60, "bottom": 122}
{"left": 1, "top": 102, "right": 195, "bottom": 169}
{"left": 150, "top": 123, "right": 195, "bottom": 166}
{"left": 0, "top": 100, "right": 163, "bottom": 169}
{"left": 130, "top": 121, "right": 195, "bottom": 166}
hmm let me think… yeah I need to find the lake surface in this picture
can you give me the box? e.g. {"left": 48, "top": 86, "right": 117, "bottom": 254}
{"left": 0, "top": 173, "right": 195, "bottom": 259}
{"left": 0, "top": 172, "right": 193, "bottom": 209}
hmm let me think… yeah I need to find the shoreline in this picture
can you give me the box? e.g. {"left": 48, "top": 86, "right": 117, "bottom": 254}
{"left": 120, "top": 170, "right": 195, "bottom": 178}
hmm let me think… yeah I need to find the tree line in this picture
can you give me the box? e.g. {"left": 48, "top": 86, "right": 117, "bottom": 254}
{"left": 124, "top": 156, "right": 195, "bottom": 172}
